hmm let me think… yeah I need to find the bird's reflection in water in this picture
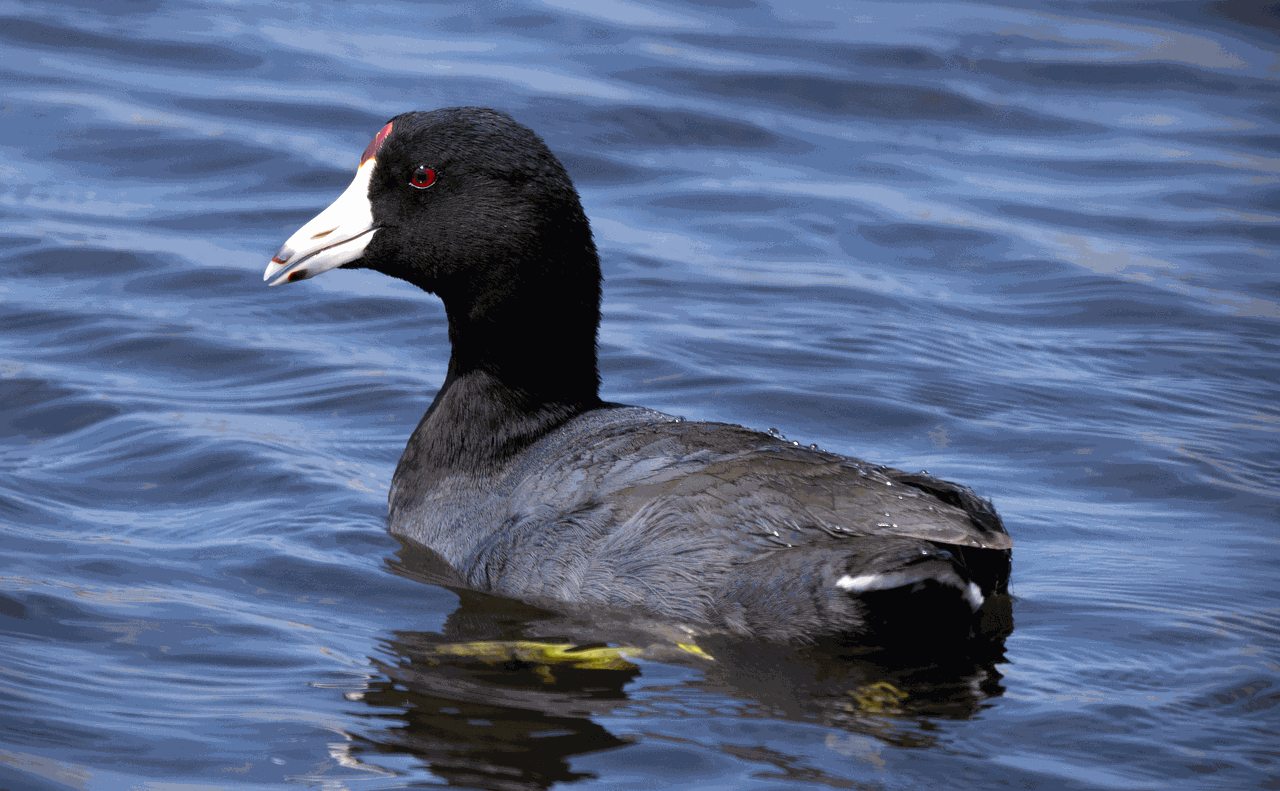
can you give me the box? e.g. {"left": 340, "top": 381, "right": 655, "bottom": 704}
{"left": 340, "top": 541, "right": 1012, "bottom": 790}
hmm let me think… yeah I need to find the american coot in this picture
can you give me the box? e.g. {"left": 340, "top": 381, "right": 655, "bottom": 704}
{"left": 265, "top": 107, "right": 1012, "bottom": 645}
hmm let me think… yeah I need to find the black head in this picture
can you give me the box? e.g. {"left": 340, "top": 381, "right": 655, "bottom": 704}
{"left": 266, "top": 107, "right": 604, "bottom": 410}
{"left": 360, "top": 109, "right": 600, "bottom": 310}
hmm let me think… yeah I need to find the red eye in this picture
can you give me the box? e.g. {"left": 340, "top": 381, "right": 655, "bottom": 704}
{"left": 410, "top": 166, "right": 436, "bottom": 189}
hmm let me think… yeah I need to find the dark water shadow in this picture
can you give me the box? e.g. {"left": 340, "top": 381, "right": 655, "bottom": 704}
{"left": 341, "top": 541, "right": 1013, "bottom": 790}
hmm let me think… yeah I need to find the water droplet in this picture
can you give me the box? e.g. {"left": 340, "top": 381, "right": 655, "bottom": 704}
{"left": 791, "top": 440, "right": 800, "bottom": 446}
{"left": 918, "top": 470, "right": 929, "bottom": 475}
{"left": 809, "top": 443, "right": 819, "bottom": 450}
{"left": 674, "top": 415, "right": 686, "bottom": 423}
{"left": 768, "top": 427, "right": 780, "bottom": 437}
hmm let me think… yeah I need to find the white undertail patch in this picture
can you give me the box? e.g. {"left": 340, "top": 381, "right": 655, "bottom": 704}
{"left": 966, "top": 582, "right": 985, "bottom": 611}
{"left": 835, "top": 574, "right": 879, "bottom": 592}
{"left": 837, "top": 573, "right": 987, "bottom": 613}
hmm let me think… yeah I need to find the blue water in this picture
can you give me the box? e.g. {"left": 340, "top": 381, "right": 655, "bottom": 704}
{"left": 2, "top": 1, "right": 1277, "bottom": 789}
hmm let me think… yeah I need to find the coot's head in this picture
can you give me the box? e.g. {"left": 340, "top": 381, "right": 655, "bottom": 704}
{"left": 265, "top": 108, "right": 600, "bottom": 317}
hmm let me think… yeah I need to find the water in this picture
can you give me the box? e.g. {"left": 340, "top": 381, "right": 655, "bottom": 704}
{"left": 1, "top": 1, "right": 1277, "bottom": 788}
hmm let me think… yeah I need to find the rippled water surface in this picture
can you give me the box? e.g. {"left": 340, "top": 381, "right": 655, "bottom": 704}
{"left": 2, "top": 1, "right": 1278, "bottom": 789}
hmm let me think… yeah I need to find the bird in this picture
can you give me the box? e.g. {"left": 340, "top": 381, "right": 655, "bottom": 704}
{"left": 264, "top": 107, "right": 1012, "bottom": 647}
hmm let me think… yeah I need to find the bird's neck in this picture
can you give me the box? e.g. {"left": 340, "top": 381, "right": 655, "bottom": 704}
{"left": 393, "top": 264, "right": 605, "bottom": 488}
{"left": 441, "top": 284, "right": 603, "bottom": 408}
